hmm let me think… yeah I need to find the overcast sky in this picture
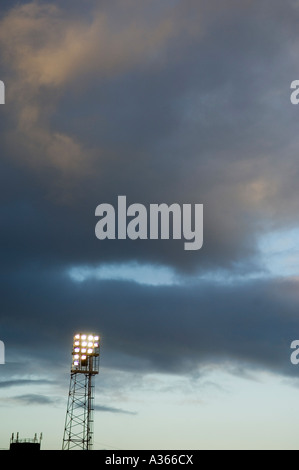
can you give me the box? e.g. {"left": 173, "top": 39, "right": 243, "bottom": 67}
{"left": 1, "top": 0, "right": 299, "bottom": 450}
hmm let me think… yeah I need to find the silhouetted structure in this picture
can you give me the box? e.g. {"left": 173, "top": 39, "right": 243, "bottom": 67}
{"left": 9, "top": 432, "right": 42, "bottom": 451}
{"left": 62, "top": 333, "right": 100, "bottom": 450}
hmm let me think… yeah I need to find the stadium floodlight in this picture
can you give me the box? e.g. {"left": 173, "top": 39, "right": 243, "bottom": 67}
{"left": 70, "top": 332, "right": 100, "bottom": 374}
{"left": 62, "top": 333, "right": 100, "bottom": 450}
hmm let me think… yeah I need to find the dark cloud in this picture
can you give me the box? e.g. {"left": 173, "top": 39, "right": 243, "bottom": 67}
{"left": 0, "top": 269, "right": 298, "bottom": 380}
{"left": 10, "top": 394, "right": 58, "bottom": 406}
{"left": 94, "top": 404, "right": 137, "bottom": 415}
{"left": 0, "top": 0, "right": 299, "bottom": 273}
{"left": 0, "top": 379, "right": 53, "bottom": 389}
{"left": 0, "top": 0, "right": 299, "bottom": 396}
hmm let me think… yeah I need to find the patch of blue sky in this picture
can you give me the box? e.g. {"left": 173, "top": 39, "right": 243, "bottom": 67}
{"left": 67, "top": 226, "right": 299, "bottom": 287}
{"left": 258, "top": 226, "right": 299, "bottom": 278}
{"left": 68, "top": 262, "right": 179, "bottom": 286}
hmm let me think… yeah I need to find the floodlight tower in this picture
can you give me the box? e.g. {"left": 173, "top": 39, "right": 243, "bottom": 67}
{"left": 62, "top": 333, "right": 100, "bottom": 450}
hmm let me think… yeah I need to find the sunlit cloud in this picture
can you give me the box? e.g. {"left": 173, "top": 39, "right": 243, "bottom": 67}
{"left": 0, "top": 2, "right": 179, "bottom": 183}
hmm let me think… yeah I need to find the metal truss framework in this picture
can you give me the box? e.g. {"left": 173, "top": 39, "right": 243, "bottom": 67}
{"left": 62, "top": 334, "right": 99, "bottom": 450}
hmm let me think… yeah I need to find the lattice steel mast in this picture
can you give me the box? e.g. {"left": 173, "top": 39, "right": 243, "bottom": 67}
{"left": 62, "top": 333, "right": 100, "bottom": 450}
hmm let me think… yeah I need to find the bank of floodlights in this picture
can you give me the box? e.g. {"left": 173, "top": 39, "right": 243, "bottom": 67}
{"left": 71, "top": 333, "right": 100, "bottom": 373}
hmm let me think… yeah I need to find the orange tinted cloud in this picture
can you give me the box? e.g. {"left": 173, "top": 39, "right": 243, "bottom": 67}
{"left": 0, "top": 1, "right": 181, "bottom": 183}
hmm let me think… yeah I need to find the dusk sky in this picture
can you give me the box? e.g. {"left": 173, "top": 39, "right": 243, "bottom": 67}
{"left": 2, "top": 0, "right": 299, "bottom": 450}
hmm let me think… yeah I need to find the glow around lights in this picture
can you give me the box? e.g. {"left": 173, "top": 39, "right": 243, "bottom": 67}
{"left": 71, "top": 333, "right": 100, "bottom": 374}
{"left": 72, "top": 333, "right": 100, "bottom": 367}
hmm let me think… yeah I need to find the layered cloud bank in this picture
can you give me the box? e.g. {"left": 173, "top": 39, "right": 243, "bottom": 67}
{"left": 1, "top": 0, "right": 299, "bottom": 391}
